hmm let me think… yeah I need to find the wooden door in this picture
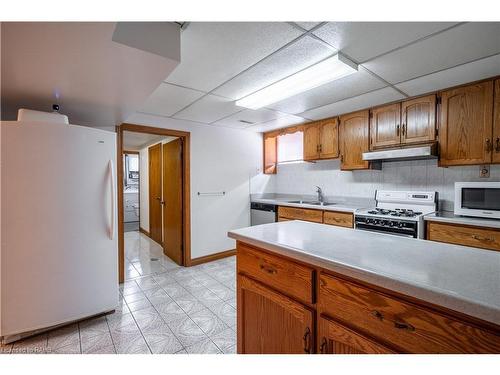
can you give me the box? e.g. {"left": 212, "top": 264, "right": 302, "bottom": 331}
{"left": 318, "top": 315, "right": 395, "bottom": 354}
{"left": 163, "top": 138, "right": 183, "bottom": 265}
{"left": 237, "top": 275, "right": 314, "bottom": 354}
{"left": 148, "top": 143, "right": 162, "bottom": 244}
{"left": 339, "top": 110, "right": 370, "bottom": 170}
{"left": 401, "top": 94, "right": 436, "bottom": 145}
{"left": 439, "top": 81, "right": 494, "bottom": 166}
{"left": 370, "top": 103, "right": 401, "bottom": 149}
{"left": 493, "top": 79, "right": 500, "bottom": 164}
{"left": 319, "top": 118, "right": 339, "bottom": 159}
{"left": 303, "top": 122, "right": 320, "bottom": 160}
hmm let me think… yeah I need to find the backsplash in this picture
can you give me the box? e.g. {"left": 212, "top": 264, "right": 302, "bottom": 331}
{"left": 252, "top": 159, "right": 500, "bottom": 212}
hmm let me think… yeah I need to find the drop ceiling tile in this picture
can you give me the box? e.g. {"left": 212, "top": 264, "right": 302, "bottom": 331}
{"left": 173, "top": 94, "right": 240, "bottom": 123}
{"left": 299, "top": 87, "right": 404, "bottom": 120}
{"left": 313, "top": 22, "right": 457, "bottom": 63}
{"left": 213, "top": 36, "right": 335, "bottom": 100}
{"left": 213, "top": 108, "right": 287, "bottom": 128}
{"left": 139, "top": 83, "right": 205, "bottom": 117}
{"left": 267, "top": 69, "right": 386, "bottom": 114}
{"left": 395, "top": 53, "right": 500, "bottom": 96}
{"left": 294, "top": 22, "right": 322, "bottom": 31}
{"left": 363, "top": 22, "right": 500, "bottom": 84}
{"left": 165, "top": 22, "right": 303, "bottom": 92}
{"left": 246, "top": 114, "right": 308, "bottom": 132}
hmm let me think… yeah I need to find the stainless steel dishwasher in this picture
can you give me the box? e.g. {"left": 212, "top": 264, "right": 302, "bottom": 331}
{"left": 250, "top": 202, "right": 277, "bottom": 225}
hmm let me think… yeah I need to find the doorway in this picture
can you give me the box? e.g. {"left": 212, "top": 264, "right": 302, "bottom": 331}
{"left": 117, "top": 124, "right": 191, "bottom": 283}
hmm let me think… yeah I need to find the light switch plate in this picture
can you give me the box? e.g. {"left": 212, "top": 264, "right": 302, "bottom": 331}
{"left": 479, "top": 165, "right": 490, "bottom": 178}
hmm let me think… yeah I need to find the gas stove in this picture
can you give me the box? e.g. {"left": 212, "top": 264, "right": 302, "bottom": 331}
{"left": 355, "top": 190, "right": 437, "bottom": 238}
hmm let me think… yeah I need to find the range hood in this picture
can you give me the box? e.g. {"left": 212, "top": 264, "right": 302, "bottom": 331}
{"left": 362, "top": 144, "right": 438, "bottom": 162}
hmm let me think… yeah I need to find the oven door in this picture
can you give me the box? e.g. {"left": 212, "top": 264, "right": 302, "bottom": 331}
{"left": 454, "top": 182, "right": 500, "bottom": 219}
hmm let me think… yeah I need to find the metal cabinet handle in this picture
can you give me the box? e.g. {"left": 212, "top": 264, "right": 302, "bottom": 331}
{"left": 495, "top": 137, "right": 500, "bottom": 152}
{"left": 396, "top": 124, "right": 400, "bottom": 136}
{"left": 371, "top": 310, "right": 384, "bottom": 320}
{"left": 340, "top": 154, "right": 344, "bottom": 162}
{"left": 486, "top": 139, "right": 492, "bottom": 152}
{"left": 401, "top": 123, "right": 406, "bottom": 136}
{"left": 472, "top": 234, "right": 494, "bottom": 242}
{"left": 319, "top": 337, "right": 328, "bottom": 354}
{"left": 319, "top": 144, "right": 322, "bottom": 153}
{"left": 394, "top": 320, "right": 415, "bottom": 331}
{"left": 259, "top": 263, "right": 277, "bottom": 274}
{"left": 303, "top": 327, "right": 311, "bottom": 354}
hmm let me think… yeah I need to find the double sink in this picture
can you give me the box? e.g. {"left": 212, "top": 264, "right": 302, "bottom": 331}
{"left": 286, "top": 200, "right": 337, "bottom": 207}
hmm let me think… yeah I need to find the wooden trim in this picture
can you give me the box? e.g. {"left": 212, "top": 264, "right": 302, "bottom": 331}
{"left": 189, "top": 249, "right": 236, "bottom": 266}
{"left": 123, "top": 150, "right": 139, "bottom": 155}
{"left": 117, "top": 123, "right": 192, "bottom": 282}
{"left": 139, "top": 226, "right": 150, "bottom": 238}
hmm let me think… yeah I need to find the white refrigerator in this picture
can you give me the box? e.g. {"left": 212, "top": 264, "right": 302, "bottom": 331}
{"left": 1, "top": 118, "right": 118, "bottom": 341}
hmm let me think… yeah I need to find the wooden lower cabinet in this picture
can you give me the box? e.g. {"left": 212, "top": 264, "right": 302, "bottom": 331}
{"left": 278, "top": 206, "right": 323, "bottom": 223}
{"left": 277, "top": 206, "right": 354, "bottom": 228}
{"left": 236, "top": 242, "right": 500, "bottom": 354}
{"left": 237, "top": 274, "right": 314, "bottom": 354}
{"left": 426, "top": 221, "right": 500, "bottom": 252}
{"left": 318, "top": 315, "right": 394, "bottom": 354}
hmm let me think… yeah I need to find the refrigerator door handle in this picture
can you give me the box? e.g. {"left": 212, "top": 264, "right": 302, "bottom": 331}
{"left": 108, "top": 160, "right": 116, "bottom": 240}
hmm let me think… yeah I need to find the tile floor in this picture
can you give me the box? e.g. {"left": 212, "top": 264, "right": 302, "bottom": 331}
{"left": 1, "top": 231, "right": 236, "bottom": 354}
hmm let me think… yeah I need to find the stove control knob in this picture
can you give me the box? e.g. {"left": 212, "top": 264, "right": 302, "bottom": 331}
{"left": 398, "top": 222, "right": 404, "bottom": 228}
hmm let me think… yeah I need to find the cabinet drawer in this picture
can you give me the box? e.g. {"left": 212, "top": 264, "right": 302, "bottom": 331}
{"left": 319, "top": 273, "right": 500, "bottom": 353}
{"left": 427, "top": 221, "right": 500, "bottom": 252}
{"left": 237, "top": 243, "right": 314, "bottom": 304}
{"left": 278, "top": 206, "right": 323, "bottom": 223}
{"left": 323, "top": 211, "right": 353, "bottom": 228}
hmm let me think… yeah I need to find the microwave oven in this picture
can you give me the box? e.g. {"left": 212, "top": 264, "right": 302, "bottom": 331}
{"left": 454, "top": 182, "right": 500, "bottom": 219}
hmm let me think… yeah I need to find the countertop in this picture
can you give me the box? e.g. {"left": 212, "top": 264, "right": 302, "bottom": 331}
{"left": 424, "top": 211, "right": 500, "bottom": 229}
{"left": 251, "top": 195, "right": 372, "bottom": 214}
{"left": 228, "top": 221, "right": 500, "bottom": 325}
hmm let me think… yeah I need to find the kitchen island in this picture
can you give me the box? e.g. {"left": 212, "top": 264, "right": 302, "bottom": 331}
{"left": 228, "top": 220, "right": 500, "bottom": 354}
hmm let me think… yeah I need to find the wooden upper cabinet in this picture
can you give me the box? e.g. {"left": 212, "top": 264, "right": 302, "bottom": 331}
{"left": 318, "top": 315, "right": 394, "bottom": 354}
{"left": 439, "top": 81, "right": 494, "bottom": 166}
{"left": 401, "top": 94, "right": 436, "bottom": 145}
{"left": 493, "top": 79, "right": 500, "bottom": 164}
{"left": 370, "top": 103, "right": 401, "bottom": 149}
{"left": 319, "top": 118, "right": 339, "bottom": 159}
{"left": 263, "top": 132, "right": 278, "bottom": 174}
{"left": 303, "top": 118, "right": 339, "bottom": 160}
{"left": 303, "top": 122, "right": 321, "bottom": 160}
{"left": 339, "top": 110, "right": 370, "bottom": 170}
{"left": 237, "top": 275, "right": 314, "bottom": 354}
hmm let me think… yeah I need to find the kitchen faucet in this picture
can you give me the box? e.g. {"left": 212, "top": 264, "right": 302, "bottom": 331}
{"left": 316, "top": 186, "right": 324, "bottom": 203}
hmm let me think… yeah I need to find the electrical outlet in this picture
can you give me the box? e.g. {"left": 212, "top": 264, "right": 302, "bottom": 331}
{"left": 479, "top": 165, "right": 490, "bottom": 178}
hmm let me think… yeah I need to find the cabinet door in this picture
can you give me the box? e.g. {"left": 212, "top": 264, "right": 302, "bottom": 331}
{"left": 237, "top": 275, "right": 314, "bottom": 354}
{"left": 401, "top": 94, "right": 436, "bottom": 145}
{"left": 439, "top": 81, "right": 494, "bottom": 166}
{"left": 370, "top": 103, "right": 401, "bottom": 149}
{"left": 303, "top": 122, "right": 321, "bottom": 160}
{"left": 339, "top": 110, "right": 370, "bottom": 170}
{"left": 263, "top": 132, "right": 278, "bottom": 174}
{"left": 493, "top": 79, "right": 500, "bottom": 164}
{"left": 319, "top": 118, "right": 339, "bottom": 159}
{"left": 318, "top": 315, "right": 395, "bottom": 354}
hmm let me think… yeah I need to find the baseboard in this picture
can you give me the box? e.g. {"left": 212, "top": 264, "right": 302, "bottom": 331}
{"left": 189, "top": 249, "right": 236, "bottom": 266}
{"left": 139, "top": 227, "right": 150, "bottom": 237}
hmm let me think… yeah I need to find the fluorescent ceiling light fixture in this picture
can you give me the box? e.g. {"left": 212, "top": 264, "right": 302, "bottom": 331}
{"left": 236, "top": 54, "right": 358, "bottom": 110}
